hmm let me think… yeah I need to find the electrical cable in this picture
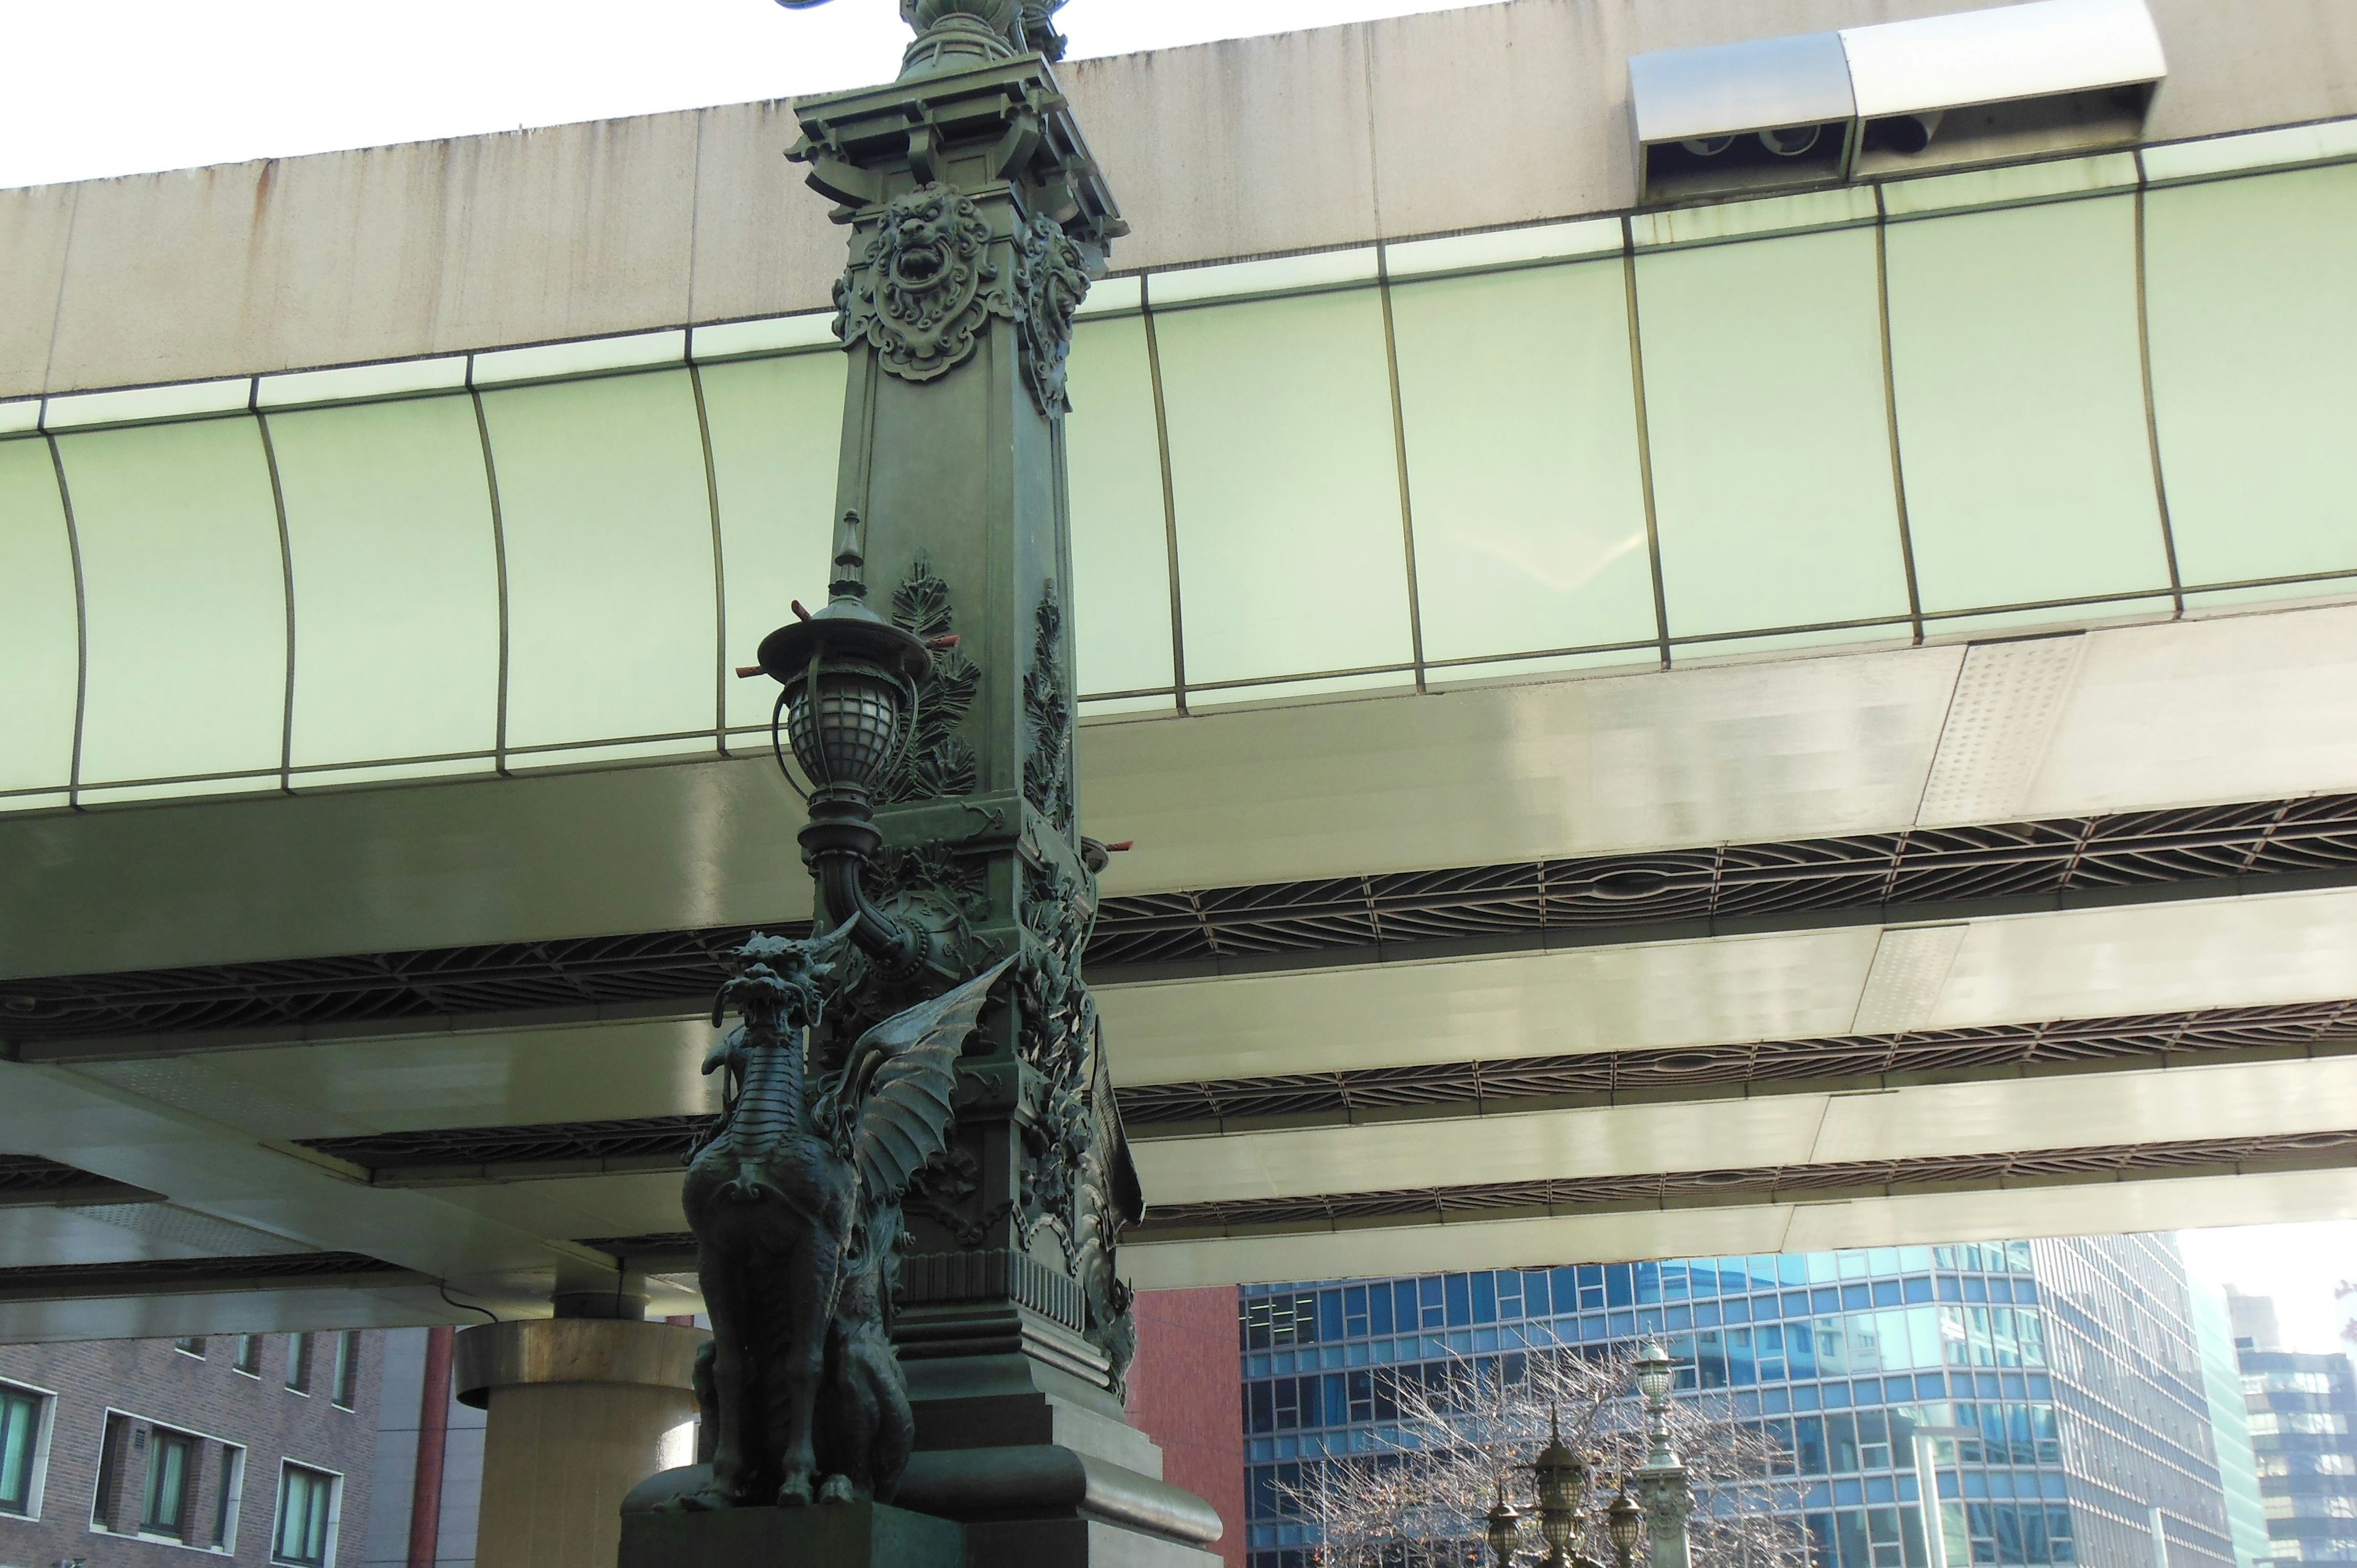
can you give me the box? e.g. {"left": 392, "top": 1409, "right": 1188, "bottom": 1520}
{"left": 436, "top": 1280, "right": 498, "bottom": 1326}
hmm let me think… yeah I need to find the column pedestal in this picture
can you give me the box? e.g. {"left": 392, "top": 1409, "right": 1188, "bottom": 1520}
{"left": 456, "top": 1319, "right": 706, "bottom": 1568}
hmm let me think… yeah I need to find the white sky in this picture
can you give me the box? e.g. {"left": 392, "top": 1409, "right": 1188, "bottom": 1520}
{"left": 2180, "top": 1221, "right": 2357, "bottom": 1359}
{"left": 0, "top": 0, "right": 1479, "bottom": 191}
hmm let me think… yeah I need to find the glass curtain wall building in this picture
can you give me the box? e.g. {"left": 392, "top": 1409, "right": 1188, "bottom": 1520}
{"left": 2234, "top": 1338, "right": 2357, "bottom": 1562}
{"left": 1241, "top": 1237, "right": 2237, "bottom": 1568}
{"left": 2189, "top": 1284, "right": 2277, "bottom": 1568}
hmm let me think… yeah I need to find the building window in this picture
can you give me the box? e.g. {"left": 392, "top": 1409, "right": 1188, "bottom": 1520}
{"left": 1, "top": 1380, "right": 52, "bottom": 1518}
{"left": 143, "top": 1428, "right": 196, "bottom": 1539}
{"left": 235, "top": 1335, "right": 265, "bottom": 1377}
{"left": 174, "top": 1337, "right": 208, "bottom": 1359}
{"left": 217, "top": 1445, "right": 247, "bottom": 1553}
{"left": 286, "top": 1333, "right": 314, "bottom": 1395}
{"left": 331, "top": 1332, "right": 360, "bottom": 1410}
{"left": 273, "top": 1464, "right": 339, "bottom": 1568}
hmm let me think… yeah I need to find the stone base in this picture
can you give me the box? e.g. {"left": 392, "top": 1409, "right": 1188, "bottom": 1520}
{"left": 621, "top": 1464, "right": 1223, "bottom": 1568}
{"left": 965, "top": 1517, "right": 1224, "bottom": 1568}
{"left": 617, "top": 1499, "right": 961, "bottom": 1568}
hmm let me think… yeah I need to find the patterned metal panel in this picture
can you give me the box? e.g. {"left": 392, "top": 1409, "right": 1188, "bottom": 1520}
{"left": 1128, "top": 1127, "right": 2357, "bottom": 1238}
{"left": 292, "top": 996, "right": 2357, "bottom": 1175}
{"left": 4, "top": 794, "right": 2355, "bottom": 1042}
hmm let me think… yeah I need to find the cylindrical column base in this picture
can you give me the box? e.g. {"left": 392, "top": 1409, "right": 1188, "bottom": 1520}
{"left": 455, "top": 1319, "right": 706, "bottom": 1568}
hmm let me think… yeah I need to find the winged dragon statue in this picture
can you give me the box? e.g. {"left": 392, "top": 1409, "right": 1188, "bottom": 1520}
{"left": 673, "top": 925, "right": 1015, "bottom": 1510}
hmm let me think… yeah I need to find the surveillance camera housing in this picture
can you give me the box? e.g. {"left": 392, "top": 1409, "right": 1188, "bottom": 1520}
{"left": 1628, "top": 0, "right": 2165, "bottom": 204}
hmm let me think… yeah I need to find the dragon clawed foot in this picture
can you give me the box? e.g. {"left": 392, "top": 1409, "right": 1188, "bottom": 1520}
{"left": 816, "top": 1475, "right": 857, "bottom": 1505}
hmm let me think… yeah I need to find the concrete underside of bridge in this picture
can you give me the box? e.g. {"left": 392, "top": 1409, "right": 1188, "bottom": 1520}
{"left": 5, "top": 0, "right": 2357, "bottom": 1343}
{"left": 7, "top": 601, "right": 2357, "bottom": 1339}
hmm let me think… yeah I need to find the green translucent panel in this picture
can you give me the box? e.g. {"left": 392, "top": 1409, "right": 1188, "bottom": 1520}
{"left": 481, "top": 370, "right": 718, "bottom": 752}
{"left": 2146, "top": 163, "right": 2357, "bottom": 587}
{"left": 1636, "top": 228, "right": 1910, "bottom": 639}
{"left": 1066, "top": 315, "right": 1175, "bottom": 697}
{"left": 696, "top": 352, "right": 847, "bottom": 733}
{"left": 1153, "top": 288, "right": 1414, "bottom": 687}
{"left": 1389, "top": 260, "right": 1656, "bottom": 662}
{"left": 269, "top": 396, "right": 500, "bottom": 770}
{"left": 0, "top": 439, "right": 79, "bottom": 796}
{"left": 58, "top": 417, "right": 285, "bottom": 786}
{"left": 1887, "top": 195, "right": 2168, "bottom": 612}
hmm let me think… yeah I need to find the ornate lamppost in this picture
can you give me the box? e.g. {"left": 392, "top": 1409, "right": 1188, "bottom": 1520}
{"left": 1528, "top": 1409, "right": 1594, "bottom": 1568}
{"left": 617, "top": 1, "right": 1220, "bottom": 1564}
{"left": 1630, "top": 1341, "right": 1696, "bottom": 1568}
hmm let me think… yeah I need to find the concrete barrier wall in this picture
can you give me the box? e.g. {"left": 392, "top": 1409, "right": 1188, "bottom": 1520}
{"left": 3, "top": 0, "right": 2353, "bottom": 399}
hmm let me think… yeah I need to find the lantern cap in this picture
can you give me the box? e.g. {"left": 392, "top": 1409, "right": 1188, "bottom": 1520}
{"left": 756, "top": 593, "right": 932, "bottom": 687}
{"left": 1531, "top": 1404, "right": 1583, "bottom": 1475}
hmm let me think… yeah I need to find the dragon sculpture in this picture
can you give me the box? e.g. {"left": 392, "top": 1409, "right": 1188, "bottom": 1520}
{"left": 673, "top": 925, "right": 1015, "bottom": 1510}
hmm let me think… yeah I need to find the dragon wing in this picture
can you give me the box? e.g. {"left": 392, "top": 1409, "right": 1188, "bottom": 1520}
{"left": 846, "top": 956, "right": 1016, "bottom": 1205}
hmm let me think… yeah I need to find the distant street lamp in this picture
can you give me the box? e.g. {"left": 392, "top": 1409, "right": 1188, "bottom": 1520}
{"left": 1490, "top": 1482, "right": 1528, "bottom": 1568}
{"left": 1528, "top": 1408, "right": 1594, "bottom": 1568}
{"left": 1630, "top": 1340, "right": 1696, "bottom": 1568}
{"left": 1608, "top": 1485, "right": 1647, "bottom": 1568}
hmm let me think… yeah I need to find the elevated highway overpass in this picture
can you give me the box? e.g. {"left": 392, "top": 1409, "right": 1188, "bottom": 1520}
{"left": 5, "top": 0, "right": 2357, "bottom": 1342}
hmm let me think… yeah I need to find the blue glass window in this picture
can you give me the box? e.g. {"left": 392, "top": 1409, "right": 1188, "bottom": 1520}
{"left": 1636, "top": 1262, "right": 1662, "bottom": 1305}
{"left": 1606, "top": 1265, "right": 1633, "bottom": 1308}
{"left": 1318, "top": 1291, "right": 1343, "bottom": 1341}
{"left": 1871, "top": 1280, "right": 1902, "bottom": 1307}
{"left": 1903, "top": 1277, "right": 1932, "bottom": 1304}
{"left": 1815, "top": 1288, "right": 1842, "bottom": 1312}
{"left": 1524, "top": 1270, "right": 1551, "bottom": 1316}
{"left": 1843, "top": 1284, "right": 1871, "bottom": 1310}
{"left": 1444, "top": 1273, "right": 1471, "bottom": 1327}
{"left": 1472, "top": 1272, "right": 1497, "bottom": 1324}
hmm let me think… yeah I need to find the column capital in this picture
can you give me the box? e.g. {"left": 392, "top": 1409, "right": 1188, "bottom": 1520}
{"left": 454, "top": 1318, "right": 706, "bottom": 1410}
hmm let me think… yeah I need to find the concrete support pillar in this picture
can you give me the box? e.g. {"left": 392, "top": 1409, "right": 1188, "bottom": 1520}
{"left": 455, "top": 1319, "right": 706, "bottom": 1568}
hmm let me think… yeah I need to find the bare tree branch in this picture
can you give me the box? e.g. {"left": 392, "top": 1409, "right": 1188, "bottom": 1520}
{"left": 1274, "top": 1344, "right": 1812, "bottom": 1568}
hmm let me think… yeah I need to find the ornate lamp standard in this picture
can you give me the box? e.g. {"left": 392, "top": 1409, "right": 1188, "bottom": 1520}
{"left": 615, "top": 1, "right": 1220, "bottom": 1564}
{"left": 1528, "top": 1410, "right": 1594, "bottom": 1568}
{"left": 1630, "top": 1341, "right": 1697, "bottom": 1568}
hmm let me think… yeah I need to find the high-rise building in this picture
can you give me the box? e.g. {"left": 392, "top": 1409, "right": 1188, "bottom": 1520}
{"left": 2226, "top": 1294, "right": 2357, "bottom": 1564}
{"left": 1242, "top": 1237, "right": 2241, "bottom": 1568}
{"left": 2189, "top": 1284, "right": 2275, "bottom": 1568}
{"left": 1, "top": 1332, "right": 381, "bottom": 1568}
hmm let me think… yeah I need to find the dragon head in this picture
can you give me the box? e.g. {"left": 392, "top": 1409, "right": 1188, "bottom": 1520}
{"left": 712, "top": 925, "right": 853, "bottom": 1039}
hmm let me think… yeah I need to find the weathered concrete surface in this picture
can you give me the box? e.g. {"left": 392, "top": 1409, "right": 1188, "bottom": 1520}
{"left": 4, "top": 0, "right": 2352, "bottom": 398}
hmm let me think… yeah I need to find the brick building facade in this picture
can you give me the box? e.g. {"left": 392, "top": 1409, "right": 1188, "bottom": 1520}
{"left": 1127, "top": 1288, "right": 1247, "bottom": 1568}
{"left": 1, "top": 1333, "right": 382, "bottom": 1568}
